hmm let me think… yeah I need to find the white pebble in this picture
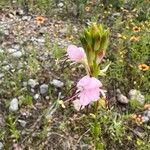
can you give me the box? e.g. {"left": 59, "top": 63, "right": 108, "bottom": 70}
{"left": 51, "top": 79, "right": 64, "bottom": 88}
{"left": 9, "top": 98, "right": 19, "bottom": 112}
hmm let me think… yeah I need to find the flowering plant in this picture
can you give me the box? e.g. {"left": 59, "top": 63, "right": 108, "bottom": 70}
{"left": 67, "top": 23, "right": 109, "bottom": 106}
{"left": 66, "top": 23, "right": 110, "bottom": 149}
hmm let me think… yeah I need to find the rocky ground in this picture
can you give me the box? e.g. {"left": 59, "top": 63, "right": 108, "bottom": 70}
{"left": 0, "top": 9, "right": 84, "bottom": 149}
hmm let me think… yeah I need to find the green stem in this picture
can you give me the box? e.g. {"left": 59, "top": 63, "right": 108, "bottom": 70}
{"left": 92, "top": 75, "right": 103, "bottom": 150}
{"left": 94, "top": 101, "right": 99, "bottom": 150}
{"left": 89, "top": 67, "right": 102, "bottom": 149}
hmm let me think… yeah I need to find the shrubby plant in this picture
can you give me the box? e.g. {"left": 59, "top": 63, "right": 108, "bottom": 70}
{"left": 105, "top": 18, "right": 150, "bottom": 99}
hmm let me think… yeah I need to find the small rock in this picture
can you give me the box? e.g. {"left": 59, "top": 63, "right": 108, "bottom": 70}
{"left": 28, "top": 79, "right": 39, "bottom": 88}
{"left": 45, "top": 96, "right": 50, "bottom": 100}
{"left": 16, "top": 9, "right": 24, "bottom": 16}
{"left": 33, "top": 94, "right": 40, "bottom": 100}
{"left": 2, "top": 65, "right": 11, "bottom": 71}
{"left": 11, "top": 51, "right": 22, "bottom": 58}
{"left": 142, "top": 116, "right": 149, "bottom": 123}
{"left": 31, "top": 88, "right": 35, "bottom": 93}
{"left": 58, "top": 2, "right": 64, "bottom": 7}
{"left": 142, "top": 110, "right": 150, "bottom": 123}
{"left": 4, "top": 30, "right": 9, "bottom": 36}
{"left": 23, "top": 82, "right": 27, "bottom": 87}
{"left": 22, "top": 16, "right": 31, "bottom": 21}
{"left": 3, "top": 64, "right": 13, "bottom": 71}
{"left": 39, "top": 27, "right": 47, "bottom": 34}
{"left": 73, "top": 26, "right": 78, "bottom": 33}
{"left": 0, "top": 73, "right": 4, "bottom": 79}
{"left": 40, "top": 84, "right": 49, "bottom": 95}
{"left": 9, "top": 98, "right": 19, "bottom": 112}
{"left": 13, "top": 44, "right": 20, "bottom": 50}
{"left": 0, "top": 49, "right": 4, "bottom": 53}
{"left": 18, "top": 119, "right": 27, "bottom": 127}
{"left": 8, "top": 48, "right": 17, "bottom": 53}
{"left": 112, "top": 13, "right": 121, "bottom": 18}
{"left": 0, "top": 142, "right": 3, "bottom": 150}
{"left": 51, "top": 79, "right": 64, "bottom": 88}
{"left": 17, "top": 62, "right": 23, "bottom": 69}
{"left": 129, "top": 89, "right": 145, "bottom": 105}
{"left": 116, "top": 89, "right": 129, "bottom": 104}
{"left": 37, "top": 38, "right": 45, "bottom": 43}
{"left": 8, "top": 13, "right": 14, "bottom": 18}
{"left": 143, "top": 110, "right": 150, "bottom": 119}
{"left": 58, "top": 42, "right": 62, "bottom": 46}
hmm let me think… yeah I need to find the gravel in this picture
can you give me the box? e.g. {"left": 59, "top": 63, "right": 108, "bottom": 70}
{"left": 0, "top": 142, "right": 3, "bottom": 150}
{"left": 18, "top": 119, "right": 27, "bottom": 127}
{"left": 40, "top": 84, "right": 49, "bottom": 95}
{"left": 51, "top": 79, "right": 64, "bottom": 88}
{"left": 116, "top": 89, "right": 129, "bottom": 104}
{"left": 11, "top": 51, "right": 23, "bottom": 58}
{"left": 9, "top": 98, "right": 19, "bottom": 112}
{"left": 33, "top": 94, "right": 40, "bottom": 100}
{"left": 129, "top": 89, "right": 145, "bottom": 105}
{"left": 28, "top": 79, "right": 39, "bottom": 88}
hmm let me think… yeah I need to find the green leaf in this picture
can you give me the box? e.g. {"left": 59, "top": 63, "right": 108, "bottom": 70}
{"left": 99, "top": 62, "right": 111, "bottom": 76}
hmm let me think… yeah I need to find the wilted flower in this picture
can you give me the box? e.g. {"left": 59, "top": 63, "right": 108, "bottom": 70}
{"left": 85, "top": 6, "right": 91, "bottom": 12}
{"left": 138, "top": 64, "right": 149, "bottom": 71}
{"left": 68, "top": 35, "right": 74, "bottom": 40}
{"left": 35, "top": 16, "right": 45, "bottom": 25}
{"left": 130, "top": 36, "right": 140, "bottom": 42}
{"left": 131, "top": 114, "right": 143, "bottom": 124}
{"left": 133, "top": 26, "right": 141, "bottom": 32}
{"left": 144, "top": 104, "right": 150, "bottom": 110}
{"left": 77, "top": 76, "right": 105, "bottom": 106}
{"left": 67, "top": 45, "right": 86, "bottom": 62}
{"left": 97, "top": 50, "right": 105, "bottom": 63}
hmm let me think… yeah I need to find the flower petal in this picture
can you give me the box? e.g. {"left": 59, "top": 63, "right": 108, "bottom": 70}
{"left": 67, "top": 45, "right": 85, "bottom": 62}
{"left": 77, "top": 76, "right": 91, "bottom": 89}
{"left": 86, "top": 89, "right": 100, "bottom": 101}
{"left": 76, "top": 76, "right": 103, "bottom": 107}
{"left": 87, "top": 77, "right": 102, "bottom": 89}
{"left": 79, "top": 91, "right": 92, "bottom": 106}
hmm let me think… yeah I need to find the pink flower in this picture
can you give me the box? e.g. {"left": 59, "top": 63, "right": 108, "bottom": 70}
{"left": 67, "top": 45, "right": 86, "bottom": 62}
{"left": 77, "top": 76, "right": 104, "bottom": 106}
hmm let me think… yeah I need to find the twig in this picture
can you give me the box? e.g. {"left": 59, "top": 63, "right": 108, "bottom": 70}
{"left": 64, "top": 93, "right": 79, "bottom": 104}
{"left": 73, "top": 128, "right": 91, "bottom": 150}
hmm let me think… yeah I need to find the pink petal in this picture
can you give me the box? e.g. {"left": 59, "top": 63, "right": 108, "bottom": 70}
{"left": 76, "top": 76, "right": 103, "bottom": 106}
{"left": 67, "top": 45, "right": 85, "bottom": 62}
{"left": 85, "top": 89, "right": 100, "bottom": 101}
{"left": 79, "top": 92, "right": 92, "bottom": 106}
{"left": 87, "top": 77, "right": 102, "bottom": 89}
{"left": 77, "top": 76, "right": 91, "bottom": 89}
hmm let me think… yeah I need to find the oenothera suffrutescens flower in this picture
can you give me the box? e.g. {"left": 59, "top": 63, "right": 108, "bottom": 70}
{"left": 67, "top": 45, "right": 86, "bottom": 62}
{"left": 77, "top": 76, "right": 105, "bottom": 106}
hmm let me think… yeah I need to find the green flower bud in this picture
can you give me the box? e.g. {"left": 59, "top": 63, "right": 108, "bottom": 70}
{"left": 80, "top": 23, "right": 110, "bottom": 76}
